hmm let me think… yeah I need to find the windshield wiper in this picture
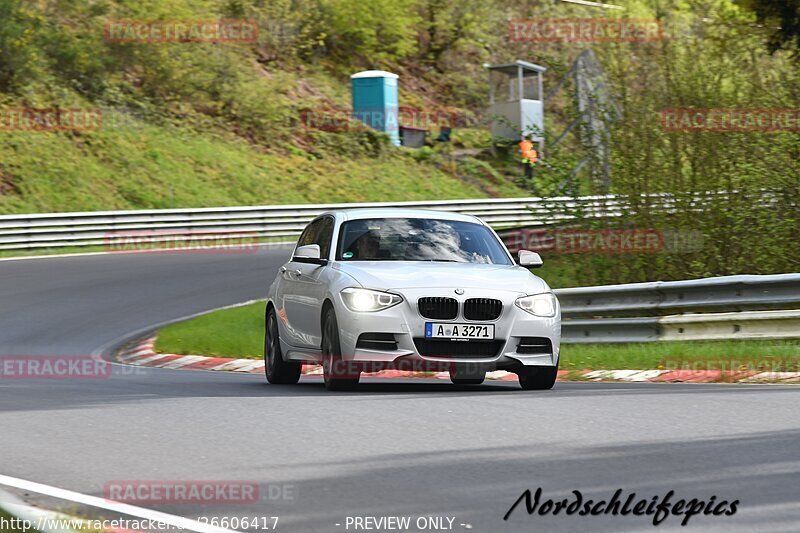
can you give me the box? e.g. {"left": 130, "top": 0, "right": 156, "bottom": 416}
{"left": 425, "top": 259, "right": 462, "bottom": 263}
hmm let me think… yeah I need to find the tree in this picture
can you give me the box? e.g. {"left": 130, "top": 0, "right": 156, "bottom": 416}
{"left": 738, "top": 0, "right": 800, "bottom": 55}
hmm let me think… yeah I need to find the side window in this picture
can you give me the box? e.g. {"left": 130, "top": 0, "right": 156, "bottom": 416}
{"left": 296, "top": 220, "right": 321, "bottom": 252}
{"left": 314, "top": 217, "right": 334, "bottom": 259}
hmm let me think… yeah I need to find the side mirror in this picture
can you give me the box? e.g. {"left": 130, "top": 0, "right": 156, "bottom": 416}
{"left": 294, "top": 244, "right": 326, "bottom": 265}
{"left": 518, "top": 250, "right": 543, "bottom": 268}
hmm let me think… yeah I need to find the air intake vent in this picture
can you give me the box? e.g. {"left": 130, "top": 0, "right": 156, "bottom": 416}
{"left": 463, "top": 298, "right": 503, "bottom": 321}
{"left": 356, "top": 332, "right": 398, "bottom": 351}
{"left": 516, "top": 337, "right": 553, "bottom": 355}
{"left": 418, "top": 297, "right": 458, "bottom": 320}
{"left": 413, "top": 339, "right": 504, "bottom": 358}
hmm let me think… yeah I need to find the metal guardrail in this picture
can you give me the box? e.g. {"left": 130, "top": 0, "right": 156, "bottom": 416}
{"left": 557, "top": 274, "right": 800, "bottom": 317}
{"left": 556, "top": 274, "right": 800, "bottom": 343}
{"left": 0, "top": 191, "right": 742, "bottom": 250}
{"left": 1, "top": 196, "right": 795, "bottom": 343}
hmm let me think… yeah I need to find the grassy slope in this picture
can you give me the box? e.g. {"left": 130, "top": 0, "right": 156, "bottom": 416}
{"left": 0, "top": 117, "right": 527, "bottom": 214}
{"left": 154, "top": 301, "right": 800, "bottom": 369}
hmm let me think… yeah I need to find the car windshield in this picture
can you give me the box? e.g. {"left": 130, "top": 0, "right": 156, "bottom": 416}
{"left": 336, "top": 218, "right": 512, "bottom": 265}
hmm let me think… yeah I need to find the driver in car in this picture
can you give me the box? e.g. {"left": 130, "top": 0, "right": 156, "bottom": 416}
{"left": 351, "top": 231, "right": 381, "bottom": 260}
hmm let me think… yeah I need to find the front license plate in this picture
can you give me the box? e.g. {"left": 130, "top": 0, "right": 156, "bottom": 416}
{"left": 425, "top": 323, "right": 495, "bottom": 340}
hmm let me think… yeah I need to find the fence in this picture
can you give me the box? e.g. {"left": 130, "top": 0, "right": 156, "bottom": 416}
{"left": 0, "top": 191, "right": 750, "bottom": 250}
{"left": 556, "top": 274, "right": 800, "bottom": 343}
{"left": 2, "top": 195, "right": 795, "bottom": 342}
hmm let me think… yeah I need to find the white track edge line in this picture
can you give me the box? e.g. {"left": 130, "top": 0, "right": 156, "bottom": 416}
{"left": 0, "top": 474, "right": 240, "bottom": 533}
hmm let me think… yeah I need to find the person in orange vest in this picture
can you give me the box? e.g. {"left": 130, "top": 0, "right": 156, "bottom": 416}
{"left": 519, "top": 137, "right": 538, "bottom": 179}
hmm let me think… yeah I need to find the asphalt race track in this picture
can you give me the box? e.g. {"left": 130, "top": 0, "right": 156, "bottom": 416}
{"left": 1, "top": 248, "right": 799, "bottom": 532}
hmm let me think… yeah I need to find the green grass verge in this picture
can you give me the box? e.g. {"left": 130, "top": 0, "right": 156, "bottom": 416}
{"left": 0, "top": 245, "right": 113, "bottom": 259}
{"left": 154, "top": 301, "right": 800, "bottom": 370}
{"left": 155, "top": 301, "right": 267, "bottom": 359}
{"left": 559, "top": 340, "right": 800, "bottom": 371}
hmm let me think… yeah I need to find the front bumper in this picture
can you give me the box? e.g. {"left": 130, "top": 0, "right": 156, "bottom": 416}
{"left": 333, "top": 287, "right": 561, "bottom": 371}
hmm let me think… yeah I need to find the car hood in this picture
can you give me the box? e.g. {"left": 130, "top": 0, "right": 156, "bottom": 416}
{"left": 332, "top": 261, "right": 549, "bottom": 294}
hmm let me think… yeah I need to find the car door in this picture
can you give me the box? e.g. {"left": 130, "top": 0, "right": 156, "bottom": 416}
{"left": 276, "top": 220, "right": 320, "bottom": 348}
{"left": 279, "top": 216, "right": 334, "bottom": 349}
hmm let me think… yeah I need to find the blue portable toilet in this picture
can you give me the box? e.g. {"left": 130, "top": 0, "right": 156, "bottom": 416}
{"left": 351, "top": 70, "right": 400, "bottom": 146}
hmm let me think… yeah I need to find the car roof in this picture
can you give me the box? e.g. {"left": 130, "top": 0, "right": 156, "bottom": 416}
{"left": 324, "top": 208, "right": 484, "bottom": 224}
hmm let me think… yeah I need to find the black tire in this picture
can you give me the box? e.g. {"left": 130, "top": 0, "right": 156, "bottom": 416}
{"left": 449, "top": 368, "right": 485, "bottom": 385}
{"left": 264, "top": 307, "right": 301, "bottom": 384}
{"left": 321, "top": 307, "right": 360, "bottom": 391}
{"left": 517, "top": 365, "right": 558, "bottom": 390}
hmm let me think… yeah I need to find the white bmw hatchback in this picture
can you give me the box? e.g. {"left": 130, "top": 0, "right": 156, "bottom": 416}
{"left": 265, "top": 208, "right": 561, "bottom": 391}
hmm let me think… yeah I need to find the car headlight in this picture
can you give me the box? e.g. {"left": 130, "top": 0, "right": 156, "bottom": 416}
{"left": 515, "top": 292, "right": 558, "bottom": 317}
{"left": 341, "top": 288, "right": 403, "bottom": 312}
